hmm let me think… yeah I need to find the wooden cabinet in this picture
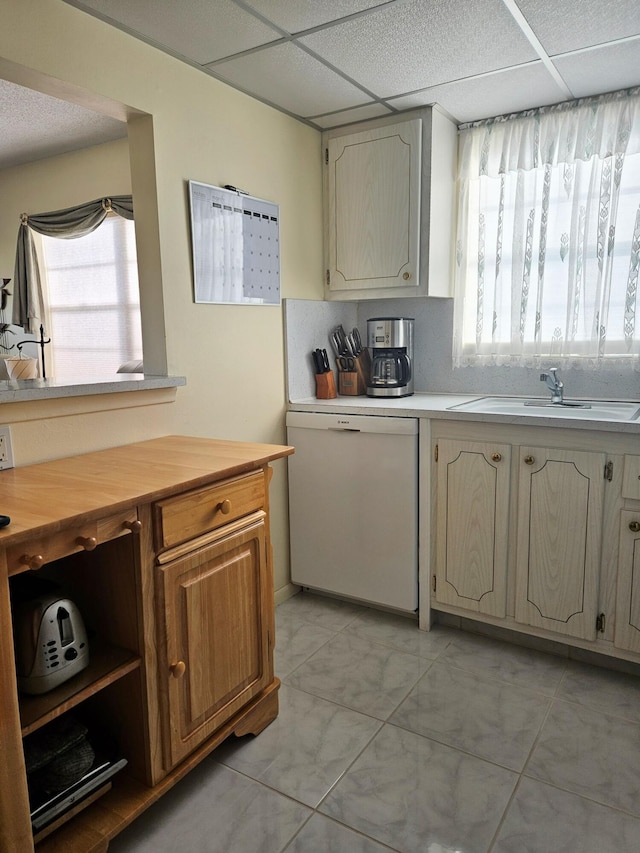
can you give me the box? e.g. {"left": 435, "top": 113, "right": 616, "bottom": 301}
{"left": 614, "top": 511, "right": 640, "bottom": 653}
{"left": 430, "top": 424, "right": 621, "bottom": 653}
{"left": 323, "top": 107, "right": 457, "bottom": 301}
{"left": 514, "top": 447, "right": 605, "bottom": 641}
{"left": 156, "top": 510, "right": 273, "bottom": 768}
{"left": 0, "top": 436, "right": 291, "bottom": 852}
{"left": 434, "top": 439, "right": 510, "bottom": 618}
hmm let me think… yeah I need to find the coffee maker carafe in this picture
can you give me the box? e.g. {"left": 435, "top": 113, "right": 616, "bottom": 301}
{"left": 366, "top": 317, "right": 414, "bottom": 397}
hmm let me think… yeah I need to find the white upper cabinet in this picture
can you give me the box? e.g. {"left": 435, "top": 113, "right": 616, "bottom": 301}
{"left": 323, "top": 108, "right": 457, "bottom": 301}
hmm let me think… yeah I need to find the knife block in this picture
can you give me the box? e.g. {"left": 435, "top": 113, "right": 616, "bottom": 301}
{"left": 315, "top": 371, "right": 337, "bottom": 399}
{"left": 338, "top": 371, "right": 360, "bottom": 395}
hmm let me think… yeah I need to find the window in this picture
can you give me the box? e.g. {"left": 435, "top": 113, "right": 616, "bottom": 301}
{"left": 40, "top": 214, "right": 142, "bottom": 380}
{"left": 453, "top": 88, "right": 640, "bottom": 369}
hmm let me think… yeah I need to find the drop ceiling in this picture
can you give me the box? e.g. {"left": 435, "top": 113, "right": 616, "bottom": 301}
{"left": 2, "top": 0, "right": 640, "bottom": 168}
{"left": 62, "top": 0, "right": 640, "bottom": 127}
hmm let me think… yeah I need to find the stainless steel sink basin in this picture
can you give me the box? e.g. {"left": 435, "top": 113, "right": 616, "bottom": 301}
{"left": 448, "top": 396, "right": 640, "bottom": 421}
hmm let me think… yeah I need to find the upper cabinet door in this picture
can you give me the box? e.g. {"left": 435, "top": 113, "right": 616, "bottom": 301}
{"left": 515, "top": 447, "right": 605, "bottom": 641}
{"left": 327, "top": 119, "right": 422, "bottom": 295}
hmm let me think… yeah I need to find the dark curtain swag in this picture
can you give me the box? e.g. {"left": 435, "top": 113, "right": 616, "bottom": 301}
{"left": 12, "top": 195, "right": 134, "bottom": 333}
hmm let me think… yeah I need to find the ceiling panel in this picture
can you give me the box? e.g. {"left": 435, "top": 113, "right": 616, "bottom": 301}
{"left": 515, "top": 0, "right": 640, "bottom": 56}
{"left": 310, "top": 103, "right": 393, "bottom": 129}
{"left": 0, "top": 79, "right": 127, "bottom": 170}
{"left": 299, "top": 0, "right": 539, "bottom": 99}
{"left": 387, "top": 62, "right": 568, "bottom": 123}
{"left": 242, "top": 0, "right": 391, "bottom": 33}
{"left": 553, "top": 39, "right": 640, "bottom": 98}
{"left": 69, "top": 0, "right": 282, "bottom": 64}
{"left": 210, "top": 42, "right": 370, "bottom": 117}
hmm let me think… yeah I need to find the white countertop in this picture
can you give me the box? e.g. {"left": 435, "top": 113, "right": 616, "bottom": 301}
{"left": 289, "top": 392, "right": 640, "bottom": 434}
{"left": 0, "top": 373, "right": 186, "bottom": 402}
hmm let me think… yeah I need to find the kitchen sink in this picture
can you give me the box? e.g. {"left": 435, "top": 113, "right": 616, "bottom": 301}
{"left": 448, "top": 396, "right": 640, "bottom": 421}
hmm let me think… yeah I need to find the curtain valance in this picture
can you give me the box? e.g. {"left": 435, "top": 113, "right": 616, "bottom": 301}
{"left": 12, "top": 195, "right": 134, "bottom": 333}
{"left": 458, "top": 88, "right": 640, "bottom": 179}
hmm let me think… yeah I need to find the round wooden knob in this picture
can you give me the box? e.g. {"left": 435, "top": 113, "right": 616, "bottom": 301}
{"left": 218, "top": 499, "right": 232, "bottom": 515}
{"left": 124, "top": 519, "right": 142, "bottom": 533}
{"left": 491, "top": 452, "right": 502, "bottom": 462}
{"left": 76, "top": 536, "right": 97, "bottom": 551}
{"left": 170, "top": 660, "right": 186, "bottom": 679}
{"left": 20, "top": 554, "right": 44, "bottom": 570}
{"left": 524, "top": 455, "right": 535, "bottom": 465}
{"left": 629, "top": 521, "right": 640, "bottom": 533}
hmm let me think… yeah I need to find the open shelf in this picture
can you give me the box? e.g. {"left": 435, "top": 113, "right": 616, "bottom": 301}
{"left": 20, "top": 642, "right": 141, "bottom": 737}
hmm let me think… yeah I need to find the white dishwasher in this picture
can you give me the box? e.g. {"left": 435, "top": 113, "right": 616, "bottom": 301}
{"left": 286, "top": 411, "right": 418, "bottom": 612}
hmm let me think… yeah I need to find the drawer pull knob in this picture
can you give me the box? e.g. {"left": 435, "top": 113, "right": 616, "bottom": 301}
{"left": 170, "top": 660, "right": 186, "bottom": 679}
{"left": 491, "top": 452, "right": 502, "bottom": 462}
{"left": 20, "top": 554, "right": 44, "bottom": 570}
{"left": 124, "top": 519, "right": 142, "bottom": 533}
{"left": 76, "top": 536, "right": 97, "bottom": 551}
{"left": 218, "top": 499, "right": 232, "bottom": 515}
{"left": 629, "top": 521, "right": 640, "bottom": 533}
{"left": 524, "top": 455, "right": 535, "bottom": 465}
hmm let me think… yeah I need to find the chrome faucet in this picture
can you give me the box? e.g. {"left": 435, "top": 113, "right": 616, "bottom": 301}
{"left": 540, "top": 368, "right": 564, "bottom": 404}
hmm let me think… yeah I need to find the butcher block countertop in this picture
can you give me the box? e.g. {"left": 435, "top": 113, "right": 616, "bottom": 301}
{"left": 0, "top": 435, "right": 293, "bottom": 547}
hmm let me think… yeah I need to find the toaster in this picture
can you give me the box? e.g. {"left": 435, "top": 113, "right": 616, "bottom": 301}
{"left": 15, "top": 595, "right": 89, "bottom": 695}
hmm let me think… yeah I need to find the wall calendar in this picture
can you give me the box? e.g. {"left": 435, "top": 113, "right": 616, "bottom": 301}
{"left": 188, "top": 180, "right": 280, "bottom": 305}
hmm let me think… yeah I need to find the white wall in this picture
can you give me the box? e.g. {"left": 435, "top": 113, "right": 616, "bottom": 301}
{"left": 0, "top": 0, "right": 325, "bottom": 596}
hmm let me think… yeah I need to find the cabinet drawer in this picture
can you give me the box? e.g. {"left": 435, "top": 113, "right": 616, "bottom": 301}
{"left": 153, "top": 471, "right": 265, "bottom": 551}
{"left": 6, "top": 508, "right": 139, "bottom": 575}
{"left": 622, "top": 456, "right": 640, "bottom": 501}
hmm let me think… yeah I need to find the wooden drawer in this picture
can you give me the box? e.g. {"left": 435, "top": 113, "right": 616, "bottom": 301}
{"left": 153, "top": 471, "right": 265, "bottom": 551}
{"left": 622, "top": 455, "right": 640, "bottom": 501}
{"left": 6, "top": 508, "right": 139, "bottom": 576}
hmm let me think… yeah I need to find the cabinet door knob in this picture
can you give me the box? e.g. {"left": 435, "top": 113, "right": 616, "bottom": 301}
{"left": 19, "top": 554, "right": 44, "bottom": 570}
{"left": 402, "top": 271, "right": 411, "bottom": 280}
{"left": 170, "top": 660, "right": 186, "bottom": 679}
{"left": 524, "top": 455, "right": 535, "bottom": 465}
{"left": 218, "top": 499, "right": 232, "bottom": 515}
{"left": 76, "top": 536, "right": 97, "bottom": 551}
{"left": 124, "top": 519, "right": 142, "bottom": 533}
{"left": 491, "top": 452, "right": 502, "bottom": 462}
{"left": 629, "top": 521, "right": 640, "bottom": 533}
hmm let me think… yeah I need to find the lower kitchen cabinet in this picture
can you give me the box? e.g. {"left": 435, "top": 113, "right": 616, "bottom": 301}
{"left": 156, "top": 513, "right": 273, "bottom": 768}
{"left": 0, "top": 436, "right": 291, "bottom": 852}
{"left": 430, "top": 422, "right": 640, "bottom": 660}
{"left": 514, "top": 446, "right": 605, "bottom": 641}
{"left": 434, "top": 439, "right": 510, "bottom": 618}
{"left": 614, "top": 511, "right": 640, "bottom": 654}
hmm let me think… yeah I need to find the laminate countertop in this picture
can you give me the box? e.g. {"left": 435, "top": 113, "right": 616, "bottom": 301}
{"left": 288, "top": 392, "right": 640, "bottom": 435}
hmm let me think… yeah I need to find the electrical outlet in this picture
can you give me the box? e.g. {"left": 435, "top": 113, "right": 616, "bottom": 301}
{"left": 0, "top": 425, "right": 14, "bottom": 470}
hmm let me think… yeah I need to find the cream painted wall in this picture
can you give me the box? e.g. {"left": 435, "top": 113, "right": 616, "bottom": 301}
{"left": 0, "top": 0, "right": 325, "bottom": 595}
{"left": 0, "top": 137, "right": 132, "bottom": 279}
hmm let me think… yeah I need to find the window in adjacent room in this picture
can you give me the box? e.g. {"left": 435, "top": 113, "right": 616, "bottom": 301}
{"left": 39, "top": 213, "right": 142, "bottom": 380}
{"left": 453, "top": 87, "right": 640, "bottom": 369}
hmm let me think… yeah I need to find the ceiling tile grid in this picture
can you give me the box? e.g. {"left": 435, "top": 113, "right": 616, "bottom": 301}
{"left": 210, "top": 41, "right": 372, "bottom": 117}
{"left": 5, "top": 0, "right": 640, "bottom": 168}
{"left": 514, "top": 0, "right": 640, "bottom": 56}
{"left": 299, "top": 0, "right": 540, "bottom": 99}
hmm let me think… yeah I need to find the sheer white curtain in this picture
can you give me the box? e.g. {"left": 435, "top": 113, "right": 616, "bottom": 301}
{"left": 453, "top": 88, "right": 640, "bottom": 369}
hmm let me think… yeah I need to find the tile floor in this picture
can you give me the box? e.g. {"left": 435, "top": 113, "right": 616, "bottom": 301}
{"left": 110, "top": 591, "right": 640, "bottom": 852}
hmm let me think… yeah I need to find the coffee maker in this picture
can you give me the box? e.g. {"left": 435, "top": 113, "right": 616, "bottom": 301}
{"left": 366, "top": 317, "right": 414, "bottom": 397}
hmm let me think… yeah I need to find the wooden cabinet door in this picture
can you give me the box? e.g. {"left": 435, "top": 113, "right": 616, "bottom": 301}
{"left": 157, "top": 515, "right": 273, "bottom": 767}
{"left": 614, "top": 511, "right": 640, "bottom": 654}
{"left": 515, "top": 447, "right": 605, "bottom": 640}
{"left": 327, "top": 119, "right": 421, "bottom": 293}
{"left": 434, "top": 439, "right": 511, "bottom": 618}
